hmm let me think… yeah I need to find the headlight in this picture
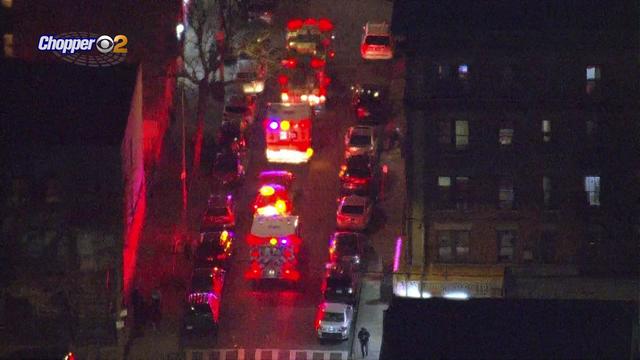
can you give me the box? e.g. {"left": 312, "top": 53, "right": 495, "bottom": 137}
{"left": 348, "top": 288, "right": 353, "bottom": 294}
{"left": 354, "top": 256, "right": 360, "bottom": 264}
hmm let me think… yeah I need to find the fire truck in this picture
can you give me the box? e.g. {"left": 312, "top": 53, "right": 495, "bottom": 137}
{"left": 264, "top": 102, "right": 314, "bottom": 164}
{"left": 278, "top": 52, "right": 330, "bottom": 109}
{"left": 286, "top": 18, "right": 335, "bottom": 58}
{"left": 245, "top": 215, "right": 302, "bottom": 283}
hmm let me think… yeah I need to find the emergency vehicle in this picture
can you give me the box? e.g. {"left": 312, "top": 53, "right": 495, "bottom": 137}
{"left": 286, "top": 18, "right": 335, "bottom": 58}
{"left": 245, "top": 215, "right": 301, "bottom": 283}
{"left": 264, "top": 103, "right": 314, "bottom": 164}
{"left": 278, "top": 54, "right": 330, "bottom": 108}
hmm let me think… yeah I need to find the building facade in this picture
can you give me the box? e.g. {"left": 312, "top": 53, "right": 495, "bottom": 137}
{"left": 392, "top": 0, "right": 639, "bottom": 299}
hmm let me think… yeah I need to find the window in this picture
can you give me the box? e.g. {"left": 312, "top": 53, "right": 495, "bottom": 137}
{"left": 458, "top": 64, "right": 469, "bottom": 80}
{"left": 584, "top": 176, "right": 600, "bottom": 206}
{"left": 499, "top": 128, "right": 514, "bottom": 145}
{"left": 438, "top": 230, "right": 470, "bottom": 262}
{"left": 1, "top": 0, "right": 12, "bottom": 9}
{"left": 437, "top": 64, "right": 450, "bottom": 79}
{"left": 437, "top": 176, "right": 471, "bottom": 210}
{"left": 586, "top": 66, "right": 601, "bottom": 80}
{"left": 542, "top": 176, "right": 552, "bottom": 208}
{"left": 455, "top": 177, "right": 470, "bottom": 210}
{"left": 586, "top": 117, "right": 598, "bottom": 137}
{"left": 437, "top": 176, "right": 452, "bottom": 208}
{"left": 585, "top": 65, "right": 601, "bottom": 95}
{"left": 437, "top": 120, "right": 451, "bottom": 145}
{"left": 498, "top": 177, "right": 514, "bottom": 209}
{"left": 3, "top": 33, "right": 14, "bottom": 58}
{"left": 542, "top": 120, "right": 551, "bottom": 142}
{"left": 455, "top": 120, "right": 469, "bottom": 149}
{"left": 497, "top": 230, "right": 517, "bottom": 262}
{"left": 538, "top": 231, "right": 556, "bottom": 263}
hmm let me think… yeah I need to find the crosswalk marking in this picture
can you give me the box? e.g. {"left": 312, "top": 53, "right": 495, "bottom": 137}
{"left": 185, "top": 348, "right": 349, "bottom": 360}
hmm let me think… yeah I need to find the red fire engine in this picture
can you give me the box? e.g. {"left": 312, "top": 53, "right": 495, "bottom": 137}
{"left": 245, "top": 215, "right": 302, "bottom": 283}
{"left": 264, "top": 102, "right": 314, "bottom": 164}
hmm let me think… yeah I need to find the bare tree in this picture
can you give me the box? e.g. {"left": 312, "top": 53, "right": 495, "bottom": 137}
{"left": 181, "top": 0, "right": 223, "bottom": 172}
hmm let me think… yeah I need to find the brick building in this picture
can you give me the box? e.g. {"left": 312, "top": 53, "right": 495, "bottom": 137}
{"left": 391, "top": 0, "right": 639, "bottom": 298}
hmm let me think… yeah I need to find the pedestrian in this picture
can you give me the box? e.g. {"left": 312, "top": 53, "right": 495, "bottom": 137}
{"left": 150, "top": 287, "right": 162, "bottom": 331}
{"left": 358, "top": 327, "right": 370, "bottom": 358}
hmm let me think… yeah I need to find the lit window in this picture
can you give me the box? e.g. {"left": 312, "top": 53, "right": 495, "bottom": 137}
{"left": 3, "top": 33, "right": 14, "bottom": 58}
{"left": 498, "top": 177, "right": 514, "bottom": 209}
{"left": 1, "top": 0, "right": 13, "bottom": 8}
{"left": 542, "top": 176, "right": 551, "bottom": 208}
{"left": 586, "top": 66, "right": 601, "bottom": 80}
{"left": 437, "top": 176, "right": 452, "bottom": 208}
{"left": 584, "top": 176, "right": 600, "bottom": 206}
{"left": 499, "top": 128, "right": 513, "bottom": 145}
{"left": 458, "top": 64, "right": 469, "bottom": 80}
{"left": 542, "top": 120, "right": 551, "bottom": 142}
{"left": 585, "top": 65, "right": 601, "bottom": 95}
{"left": 438, "top": 230, "right": 470, "bottom": 262}
{"left": 455, "top": 120, "right": 469, "bottom": 149}
{"left": 497, "top": 230, "right": 516, "bottom": 262}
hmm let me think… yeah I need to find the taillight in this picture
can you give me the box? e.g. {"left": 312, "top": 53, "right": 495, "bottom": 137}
{"left": 361, "top": 44, "right": 369, "bottom": 54}
{"left": 311, "top": 58, "right": 325, "bottom": 69}
{"left": 356, "top": 107, "right": 367, "bottom": 118}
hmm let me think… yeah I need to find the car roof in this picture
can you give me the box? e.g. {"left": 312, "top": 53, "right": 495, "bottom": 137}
{"left": 350, "top": 125, "right": 374, "bottom": 135}
{"left": 208, "top": 194, "right": 230, "bottom": 206}
{"left": 251, "top": 215, "right": 299, "bottom": 237}
{"left": 267, "top": 103, "right": 312, "bottom": 119}
{"left": 322, "top": 302, "right": 348, "bottom": 312}
{"left": 346, "top": 154, "right": 372, "bottom": 167}
{"left": 341, "top": 195, "right": 368, "bottom": 206}
{"left": 334, "top": 231, "right": 364, "bottom": 244}
{"left": 365, "top": 22, "right": 390, "bottom": 36}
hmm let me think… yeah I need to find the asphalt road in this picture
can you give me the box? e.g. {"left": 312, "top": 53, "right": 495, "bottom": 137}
{"left": 182, "top": 0, "right": 394, "bottom": 356}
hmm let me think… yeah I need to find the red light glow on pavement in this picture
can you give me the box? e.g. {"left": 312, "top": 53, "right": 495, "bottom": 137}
{"left": 123, "top": 181, "right": 147, "bottom": 302}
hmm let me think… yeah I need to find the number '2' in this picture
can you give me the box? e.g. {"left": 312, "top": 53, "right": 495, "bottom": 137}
{"left": 113, "top": 35, "right": 128, "bottom": 53}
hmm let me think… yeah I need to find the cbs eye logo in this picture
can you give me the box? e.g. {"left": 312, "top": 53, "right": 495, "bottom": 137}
{"left": 96, "top": 35, "right": 128, "bottom": 54}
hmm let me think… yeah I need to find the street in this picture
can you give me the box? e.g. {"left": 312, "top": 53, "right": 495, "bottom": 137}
{"left": 128, "top": 1, "right": 398, "bottom": 359}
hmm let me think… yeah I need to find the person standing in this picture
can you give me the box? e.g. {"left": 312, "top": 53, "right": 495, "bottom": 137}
{"left": 358, "top": 327, "right": 370, "bottom": 358}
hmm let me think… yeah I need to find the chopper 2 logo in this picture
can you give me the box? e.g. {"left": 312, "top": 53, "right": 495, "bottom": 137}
{"left": 37, "top": 32, "right": 128, "bottom": 67}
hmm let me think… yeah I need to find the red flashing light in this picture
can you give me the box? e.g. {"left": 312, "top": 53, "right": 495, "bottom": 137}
{"left": 310, "top": 58, "right": 326, "bottom": 69}
{"left": 281, "top": 58, "right": 297, "bottom": 68}
{"left": 278, "top": 74, "right": 288, "bottom": 86}
{"left": 287, "top": 18, "right": 304, "bottom": 31}
{"left": 318, "top": 18, "right": 334, "bottom": 32}
{"left": 357, "top": 107, "right": 367, "bottom": 118}
{"left": 329, "top": 50, "right": 335, "bottom": 59}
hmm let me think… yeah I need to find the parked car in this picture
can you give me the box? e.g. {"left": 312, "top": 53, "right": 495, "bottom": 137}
{"left": 216, "top": 120, "right": 247, "bottom": 154}
{"left": 224, "top": 86, "right": 256, "bottom": 129}
{"left": 315, "top": 301, "right": 354, "bottom": 341}
{"left": 344, "top": 125, "right": 378, "bottom": 158}
{"left": 360, "top": 22, "right": 393, "bottom": 60}
{"left": 329, "top": 231, "right": 367, "bottom": 268}
{"left": 336, "top": 195, "right": 373, "bottom": 231}
{"left": 235, "top": 56, "right": 267, "bottom": 95}
{"left": 339, "top": 154, "right": 379, "bottom": 197}
{"left": 200, "top": 193, "right": 235, "bottom": 232}
{"left": 184, "top": 267, "right": 225, "bottom": 336}
{"left": 352, "top": 83, "right": 389, "bottom": 122}
{"left": 183, "top": 292, "right": 220, "bottom": 336}
{"left": 212, "top": 150, "right": 245, "bottom": 187}
{"left": 194, "top": 230, "right": 233, "bottom": 270}
{"left": 322, "top": 261, "right": 359, "bottom": 304}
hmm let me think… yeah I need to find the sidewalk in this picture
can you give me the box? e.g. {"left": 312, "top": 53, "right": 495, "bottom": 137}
{"left": 351, "top": 55, "right": 407, "bottom": 360}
